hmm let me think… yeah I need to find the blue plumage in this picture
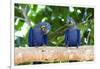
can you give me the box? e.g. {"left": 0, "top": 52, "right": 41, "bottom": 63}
{"left": 65, "top": 28, "right": 80, "bottom": 47}
{"left": 28, "top": 22, "right": 51, "bottom": 47}
{"left": 65, "top": 16, "right": 81, "bottom": 47}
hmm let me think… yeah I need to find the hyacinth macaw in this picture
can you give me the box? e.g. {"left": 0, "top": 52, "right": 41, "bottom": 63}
{"left": 28, "top": 22, "right": 51, "bottom": 47}
{"left": 65, "top": 16, "right": 81, "bottom": 48}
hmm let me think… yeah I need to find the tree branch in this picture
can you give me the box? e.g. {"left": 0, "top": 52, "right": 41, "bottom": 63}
{"left": 21, "top": 7, "right": 32, "bottom": 27}
{"left": 15, "top": 16, "right": 25, "bottom": 21}
{"left": 14, "top": 46, "right": 94, "bottom": 65}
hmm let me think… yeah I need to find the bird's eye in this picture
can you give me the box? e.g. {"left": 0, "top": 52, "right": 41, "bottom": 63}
{"left": 46, "top": 23, "right": 48, "bottom": 25}
{"left": 41, "top": 26, "right": 46, "bottom": 29}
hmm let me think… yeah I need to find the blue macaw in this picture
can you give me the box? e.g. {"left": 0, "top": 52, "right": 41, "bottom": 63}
{"left": 28, "top": 22, "right": 51, "bottom": 47}
{"left": 65, "top": 16, "right": 81, "bottom": 48}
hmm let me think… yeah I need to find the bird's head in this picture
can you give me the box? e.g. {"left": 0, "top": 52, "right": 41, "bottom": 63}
{"left": 38, "top": 22, "right": 51, "bottom": 34}
{"left": 66, "top": 16, "right": 76, "bottom": 28}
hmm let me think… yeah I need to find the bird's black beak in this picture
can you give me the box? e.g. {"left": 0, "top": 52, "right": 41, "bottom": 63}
{"left": 40, "top": 26, "right": 47, "bottom": 34}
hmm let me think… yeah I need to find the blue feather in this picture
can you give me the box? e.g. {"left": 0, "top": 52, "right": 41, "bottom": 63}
{"left": 28, "top": 22, "right": 51, "bottom": 47}
{"left": 65, "top": 16, "right": 81, "bottom": 47}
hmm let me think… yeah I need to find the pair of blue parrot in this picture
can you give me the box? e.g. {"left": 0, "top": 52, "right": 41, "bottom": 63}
{"left": 28, "top": 16, "right": 81, "bottom": 47}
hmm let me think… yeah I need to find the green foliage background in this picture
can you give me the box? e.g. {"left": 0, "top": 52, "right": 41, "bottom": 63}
{"left": 14, "top": 3, "right": 94, "bottom": 47}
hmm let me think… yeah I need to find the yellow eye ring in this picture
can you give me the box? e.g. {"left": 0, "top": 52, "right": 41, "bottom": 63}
{"left": 40, "top": 26, "right": 46, "bottom": 29}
